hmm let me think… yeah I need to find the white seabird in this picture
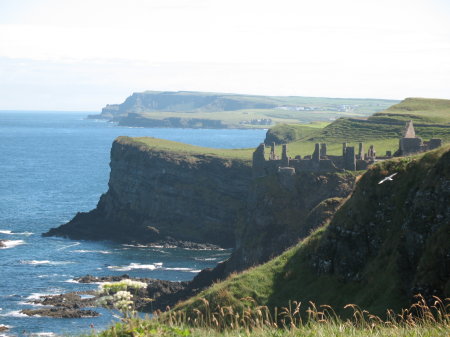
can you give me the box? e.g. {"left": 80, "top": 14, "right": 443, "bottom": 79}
{"left": 378, "top": 172, "right": 397, "bottom": 184}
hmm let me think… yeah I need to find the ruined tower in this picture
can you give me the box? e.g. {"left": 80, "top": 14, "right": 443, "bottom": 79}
{"left": 320, "top": 143, "right": 327, "bottom": 157}
{"left": 358, "top": 142, "right": 365, "bottom": 160}
{"left": 252, "top": 143, "right": 266, "bottom": 177}
{"left": 399, "top": 120, "right": 423, "bottom": 155}
{"left": 281, "top": 144, "right": 289, "bottom": 166}
{"left": 312, "top": 143, "right": 320, "bottom": 162}
{"left": 344, "top": 146, "right": 356, "bottom": 171}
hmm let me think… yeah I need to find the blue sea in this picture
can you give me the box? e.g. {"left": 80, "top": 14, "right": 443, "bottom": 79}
{"left": 0, "top": 111, "right": 266, "bottom": 336}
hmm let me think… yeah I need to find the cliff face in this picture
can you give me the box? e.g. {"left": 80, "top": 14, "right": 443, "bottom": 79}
{"left": 44, "top": 137, "right": 252, "bottom": 248}
{"left": 223, "top": 171, "right": 356, "bottom": 274}
{"left": 88, "top": 91, "right": 278, "bottom": 121}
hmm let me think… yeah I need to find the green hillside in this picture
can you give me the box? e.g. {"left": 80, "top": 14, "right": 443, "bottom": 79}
{"left": 173, "top": 145, "right": 450, "bottom": 317}
{"left": 265, "top": 97, "right": 450, "bottom": 157}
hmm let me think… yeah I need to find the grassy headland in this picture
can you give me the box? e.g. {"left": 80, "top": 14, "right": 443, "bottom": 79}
{"left": 92, "top": 91, "right": 398, "bottom": 128}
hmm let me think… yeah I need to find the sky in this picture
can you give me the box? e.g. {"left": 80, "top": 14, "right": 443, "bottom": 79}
{"left": 0, "top": 0, "right": 449, "bottom": 110}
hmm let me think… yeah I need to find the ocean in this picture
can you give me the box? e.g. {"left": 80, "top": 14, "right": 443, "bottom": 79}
{"left": 0, "top": 111, "right": 266, "bottom": 336}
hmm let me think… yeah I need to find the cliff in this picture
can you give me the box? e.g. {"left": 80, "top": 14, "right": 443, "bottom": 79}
{"left": 88, "top": 91, "right": 279, "bottom": 121}
{"left": 223, "top": 171, "right": 356, "bottom": 274}
{"left": 44, "top": 137, "right": 253, "bottom": 248}
{"left": 175, "top": 145, "right": 450, "bottom": 316}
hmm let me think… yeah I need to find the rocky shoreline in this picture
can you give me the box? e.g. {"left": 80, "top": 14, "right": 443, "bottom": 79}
{"left": 21, "top": 268, "right": 225, "bottom": 318}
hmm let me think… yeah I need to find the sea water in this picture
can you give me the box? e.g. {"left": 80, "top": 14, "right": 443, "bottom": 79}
{"left": 0, "top": 111, "right": 266, "bottom": 336}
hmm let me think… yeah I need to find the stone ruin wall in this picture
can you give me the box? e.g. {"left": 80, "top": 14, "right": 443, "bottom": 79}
{"left": 253, "top": 120, "right": 443, "bottom": 177}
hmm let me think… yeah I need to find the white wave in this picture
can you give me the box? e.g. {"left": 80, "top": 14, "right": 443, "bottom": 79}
{"left": 0, "top": 229, "right": 33, "bottom": 235}
{"left": 194, "top": 257, "right": 218, "bottom": 261}
{"left": 163, "top": 267, "right": 201, "bottom": 273}
{"left": 20, "top": 260, "right": 74, "bottom": 265}
{"left": 107, "top": 262, "right": 163, "bottom": 271}
{"left": 26, "top": 293, "right": 53, "bottom": 300}
{"left": 121, "top": 244, "right": 149, "bottom": 248}
{"left": 30, "top": 333, "right": 57, "bottom": 337}
{"left": 18, "top": 301, "right": 46, "bottom": 307}
{"left": 72, "top": 249, "right": 111, "bottom": 254}
{"left": 64, "top": 278, "right": 79, "bottom": 283}
{"left": 37, "top": 273, "right": 68, "bottom": 278}
{"left": 56, "top": 242, "right": 80, "bottom": 250}
{"left": 0, "top": 240, "right": 25, "bottom": 249}
{"left": 0, "top": 310, "right": 28, "bottom": 317}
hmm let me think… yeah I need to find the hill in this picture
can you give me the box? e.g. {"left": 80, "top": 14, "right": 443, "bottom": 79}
{"left": 264, "top": 97, "right": 450, "bottom": 157}
{"left": 174, "top": 145, "right": 450, "bottom": 316}
{"left": 88, "top": 91, "right": 398, "bottom": 128}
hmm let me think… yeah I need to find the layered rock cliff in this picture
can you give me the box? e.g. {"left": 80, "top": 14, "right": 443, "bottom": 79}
{"left": 44, "top": 137, "right": 252, "bottom": 248}
{"left": 223, "top": 171, "right": 356, "bottom": 274}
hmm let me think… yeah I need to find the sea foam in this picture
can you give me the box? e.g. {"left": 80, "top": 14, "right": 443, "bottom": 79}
{"left": 72, "top": 249, "right": 112, "bottom": 254}
{"left": 20, "top": 260, "right": 73, "bottom": 266}
{"left": 0, "top": 229, "right": 33, "bottom": 235}
{"left": 0, "top": 240, "right": 25, "bottom": 249}
{"left": 107, "top": 262, "right": 163, "bottom": 271}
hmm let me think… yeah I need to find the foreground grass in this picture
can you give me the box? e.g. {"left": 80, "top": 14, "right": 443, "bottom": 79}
{"left": 90, "top": 295, "right": 449, "bottom": 337}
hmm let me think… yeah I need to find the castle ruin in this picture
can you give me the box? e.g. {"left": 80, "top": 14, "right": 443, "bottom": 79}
{"left": 253, "top": 120, "right": 443, "bottom": 177}
{"left": 397, "top": 120, "right": 442, "bottom": 156}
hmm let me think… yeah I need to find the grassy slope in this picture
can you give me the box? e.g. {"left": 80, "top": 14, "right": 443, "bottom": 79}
{"left": 174, "top": 145, "right": 450, "bottom": 317}
{"left": 118, "top": 136, "right": 254, "bottom": 162}
{"left": 266, "top": 97, "right": 450, "bottom": 157}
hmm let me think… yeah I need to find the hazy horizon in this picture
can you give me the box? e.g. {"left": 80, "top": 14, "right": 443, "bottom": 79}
{"left": 1, "top": 0, "right": 449, "bottom": 110}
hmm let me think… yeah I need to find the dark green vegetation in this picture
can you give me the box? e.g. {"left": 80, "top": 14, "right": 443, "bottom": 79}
{"left": 265, "top": 97, "right": 450, "bottom": 157}
{"left": 174, "top": 145, "right": 450, "bottom": 317}
{"left": 88, "top": 91, "right": 398, "bottom": 128}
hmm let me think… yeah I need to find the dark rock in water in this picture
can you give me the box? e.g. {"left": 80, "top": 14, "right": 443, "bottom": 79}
{"left": 0, "top": 240, "right": 5, "bottom": 248}
{"left": 0, "top": 325, "right": 9, "bottom": 332}
{"left": 75, "top": 274, "right": 134, "bottom": 283}
{"left": 73, "top": 274, "right": 188, "bottom": 311}
{"left": 23, "top": 291, "right": 99, "bottom": 318}
{"left": 29, "top": 292, "right": 97, "bottom": 309}
{"left": 21, "top": 308, "right": 99, "bottom": 318}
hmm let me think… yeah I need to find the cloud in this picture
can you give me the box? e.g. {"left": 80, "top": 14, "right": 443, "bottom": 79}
{"left": 0, "top": 0, "right": 449, "bottom": 109}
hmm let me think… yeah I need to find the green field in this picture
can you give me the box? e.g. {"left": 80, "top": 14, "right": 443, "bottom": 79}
{"left": 265, "top": 98, "right": 450, "bottom": 158}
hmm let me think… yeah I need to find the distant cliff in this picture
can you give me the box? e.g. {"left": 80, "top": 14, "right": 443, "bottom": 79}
{"left": 44, "top": 137, "right": 252, "bottom": 248}
{"left": 88, "top": 91, "right": 278, "bottom": 122}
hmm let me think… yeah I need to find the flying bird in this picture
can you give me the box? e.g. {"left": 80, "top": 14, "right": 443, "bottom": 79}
{"left": 378, "top": 172, "right": 397, "bottom": 184}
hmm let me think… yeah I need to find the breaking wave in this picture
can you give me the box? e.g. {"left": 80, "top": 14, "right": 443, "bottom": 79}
{"left": 107, "top": 262, "right": 163, "bottom": 271}
{"left": 0, "top": 240, "right": 25, "bottom": 249}
{"left": 0, "top": 229, "right": 33, "bottom": 235}
{"left": 71, "top": 249, "right": 112, "bottom": 254}
{"left": 20, "top": 260, "right": 74, "bottom": 266}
